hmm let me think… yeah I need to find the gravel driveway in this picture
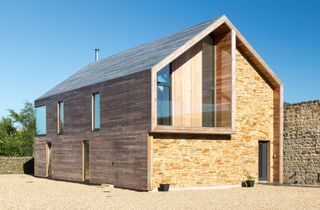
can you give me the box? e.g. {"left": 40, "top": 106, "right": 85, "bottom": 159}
{"left": 0, "top": 174, "right": 319, "bottom": 210}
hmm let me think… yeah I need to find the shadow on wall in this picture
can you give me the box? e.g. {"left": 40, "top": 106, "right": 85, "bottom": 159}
{"left": 23, "top": 158, "right": 34, "bottom": 175}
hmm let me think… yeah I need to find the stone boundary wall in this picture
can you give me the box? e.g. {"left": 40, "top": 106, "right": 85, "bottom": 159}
{"left": 283, "top": 100, "right": 320, "bottom": 185}
{"left": 0, "top": 157, "right": 34, "bottom": 174}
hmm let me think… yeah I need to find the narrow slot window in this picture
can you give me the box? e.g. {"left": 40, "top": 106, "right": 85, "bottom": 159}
{"left": 92, "top": 92, "right": 100, "bottom": 130}
{"left": 57, "top": 101, "right": 64, "bottom": 134}
{"left": 202, "top": 35, "right": 215, "bottom": 127}
{"left": 157, "top": 65, "right": 172, "bottom": 125}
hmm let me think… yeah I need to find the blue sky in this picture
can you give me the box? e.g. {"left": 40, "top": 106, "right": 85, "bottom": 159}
{"left": 0, "top": 0, "right": 319, "bottom": 117}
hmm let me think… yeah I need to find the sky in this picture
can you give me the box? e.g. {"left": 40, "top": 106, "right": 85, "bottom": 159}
{"left": 0, "top": 0, "right": 319, "bottom": 117}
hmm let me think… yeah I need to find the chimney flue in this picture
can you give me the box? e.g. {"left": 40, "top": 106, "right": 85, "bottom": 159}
{"left": 95, "top": 48, "right": 100, "bottom": 62}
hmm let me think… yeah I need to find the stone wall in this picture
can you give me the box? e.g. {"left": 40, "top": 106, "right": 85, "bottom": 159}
{"left": 152, "top": 49, "right": 275, "bottom": 188}
{"left": 0, "top": 157, "right": 34, "bottom": 174}
{"left": 283, "top": 100, "right": 320, "bottom": 185}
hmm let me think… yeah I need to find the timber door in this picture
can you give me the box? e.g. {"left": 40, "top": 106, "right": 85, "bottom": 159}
{"left": 258, "top": 141, "right": 268, "bottom": 181}
{"left": 83, "top": 140, "right": 90, "bottom": 182}
{"left": 46, "top": 142, "right": 52, "bottom": 178}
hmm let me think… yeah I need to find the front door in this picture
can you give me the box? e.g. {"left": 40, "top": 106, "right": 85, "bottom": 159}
{"left": 258, "top": 141, "right": 268, "bottom": 181}
{"left": 83, "top": 140, "right": 90, "bottom": 182}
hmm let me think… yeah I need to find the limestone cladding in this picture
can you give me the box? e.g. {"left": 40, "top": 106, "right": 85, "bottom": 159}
{"left": 152, "top": 49, "right": 274, "bottom": 188}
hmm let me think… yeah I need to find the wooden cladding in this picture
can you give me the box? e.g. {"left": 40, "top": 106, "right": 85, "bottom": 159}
{"left": 34, "top": 70, "right": 152, "bottom": 190}
{"left": 171, "top": 42, "right": 202, "bottom": 127}
{"left": 215, "top": 30, "right": 232, "bottom": 127}
{"left": 153, "top": 24, "right": 234, "bottom": 132}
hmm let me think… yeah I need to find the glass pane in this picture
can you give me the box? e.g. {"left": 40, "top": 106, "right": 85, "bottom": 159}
{"left": 157, "top": 66, "right": 171, "bottom": 125}
{"left": 202, "top": 90, "right": 214, "bottom": 127}
{"left": 202, "top": 36, "right": 215, "bottom": 90}
{"left": 157, "top": 86, "right": 171, "bottom": 125}
{"left": 157, "top": 65, "right": 170, "bottom": 84}
{"left": 202, "top": 35, "right": 215, "bottom": 127}
{"left": 94, "top": 93, "right": 100, "bottom": 129}
{"left": 59, "top": 102, "right": 64, "bottom": 131}
{"left": 36, "top": 106, "right": 46, "bottom": 135}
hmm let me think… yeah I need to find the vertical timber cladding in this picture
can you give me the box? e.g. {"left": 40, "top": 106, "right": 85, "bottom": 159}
{"left": 170, "top": 25, "right": 233, "bottom": 128}
{"left": 214, "top": 27, "right": 232, "bottom": 128}
{"left": 34, "top": 70, "right": 151, "bottom": 190}
{"left": 152, "top": 37, "right": 275, "bottom": 189}
{"left": 34, "top": 136, "right": 49, "bottom": 177}
{"left": 171, "top": 42, "right": 202, "bottom": 127}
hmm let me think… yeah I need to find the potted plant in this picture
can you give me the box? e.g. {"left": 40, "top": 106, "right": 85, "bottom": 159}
{"left": 245, "top": 175, "right": 255, "bottom": 187}
{"left": 241, "top": 180, "right": 247, "bottom": 187}
{"left": 158, "top": 183, "right": 170, "bottom": 192}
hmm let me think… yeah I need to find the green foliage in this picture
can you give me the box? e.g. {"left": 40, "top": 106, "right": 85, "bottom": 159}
{"left": 0, "top": 101, "right": 35, "bottom": 157}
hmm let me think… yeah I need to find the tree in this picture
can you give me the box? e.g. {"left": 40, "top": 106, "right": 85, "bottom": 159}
{"left": 0, "top": 116, "right": 16, "bottom": 136}
{"left": 8, "top": 101, "right": 35, "bottom": 135}
{"left": 0, "top": 101, "right": 35, "bottom": 157}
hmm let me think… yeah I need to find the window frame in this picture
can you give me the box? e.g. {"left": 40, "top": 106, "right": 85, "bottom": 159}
{"left": 57, "top": 101, "right": 64, "bottom": 134}
{"left": 35, "top": 105, "right": 47, "bottom": 136}
{"left": 91, "top": 92, "right": 100, "bottom": 131}
{"left": 156, "top": 64, "right": 172, "bottom": 126}
{"left": 202, "top": 35, "right": 216, "bottom": 127}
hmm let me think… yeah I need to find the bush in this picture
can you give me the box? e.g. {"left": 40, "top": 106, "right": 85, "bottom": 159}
{"left": 0, "top": 101, "right": 34, "bottom": 157}
{"left": 0, "top": 133, "right": 33, "bottom": 157}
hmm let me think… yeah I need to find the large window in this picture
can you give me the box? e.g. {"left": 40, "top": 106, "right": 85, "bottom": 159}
{"left": 35, "top": 106, "right": 46, "bottom": 135}
{"left": 57, "top": 101, "right": 64, "bottom": 134}
{"left": 157, "top": 65, "right": 172, "bottom": 125}
{"left": 92, "top": 92, "right": 100, "bottom": 130}
{"left": 202, "top": 36, "right": 215, "bottom": 127}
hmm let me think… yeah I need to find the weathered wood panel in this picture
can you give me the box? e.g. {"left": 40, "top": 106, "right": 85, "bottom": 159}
{"left": 215, "top": 29, "right": 232, "bottom": 127}
{"left": 172, "top": 42, "right": 202, "bottom": 127}
{"left": 273, "top": 86, "right": 283, "bottom": 182}
{"left": 34, "top": 137, "right": 48, "bottom": 177}
{"left": 34, "top": 70, "right": 151, "bottom": 190}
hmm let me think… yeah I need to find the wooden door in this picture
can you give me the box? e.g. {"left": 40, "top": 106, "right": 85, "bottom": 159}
{"left": 83, "top": 140, "right": 90, "bottom": 182}
{"left": 46, "top": 142, "right": 52, "bottom": 178}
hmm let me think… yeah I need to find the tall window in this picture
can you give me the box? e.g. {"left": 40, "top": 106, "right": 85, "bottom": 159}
{"left": 57, "top": 101, "right": 64, "bottom": 134}
{"left": 35, "top": 105, "right": 46, "bottom": 135}
{"left": 92, "top": 92, "right": 100, "bottom": 130}
{"left": 202, "top": 36, "right": 215, "bottom": 127}
{"left": 157, "top": 65, "right": 172, "bottom": 125}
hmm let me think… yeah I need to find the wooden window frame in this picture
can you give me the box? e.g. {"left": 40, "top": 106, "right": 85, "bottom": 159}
{"left": 156, "top": 64, "right": 172, "bottom": 126}
{"left": 46, "top": 142, "right": 52, "bottom": 177}
{"left": 82, "top": 140, "right": 90, "bottom": 182}
{"left": 35, "top": 105, "right": 47, "bottom": 136}
{"left": 57, "top": 101, "right": 64, "bottom": 135}
{"left": 91, "top": 92, "right": 100, "bottom": 131}
{"left": 202, "top": 35, "right": 216, "bottom": 128}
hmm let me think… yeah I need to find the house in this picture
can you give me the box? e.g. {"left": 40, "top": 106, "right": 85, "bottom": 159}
{"left": 34, "top": 15, "right": 283, "bottom": 191}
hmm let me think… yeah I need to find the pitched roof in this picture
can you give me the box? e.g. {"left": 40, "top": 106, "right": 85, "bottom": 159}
{"left": 38, "top": 17, "right": 219, "bottom": 100}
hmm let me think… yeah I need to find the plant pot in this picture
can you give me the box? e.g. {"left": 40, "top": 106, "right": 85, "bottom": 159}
{"left": 245, "top": 180, "right": 255, "bottom": 187}
{"left": 241, "top": 181, "right": 247, "bottom": 187}
{"left": 158, "top": 184, "right": 170, "bottom": 192}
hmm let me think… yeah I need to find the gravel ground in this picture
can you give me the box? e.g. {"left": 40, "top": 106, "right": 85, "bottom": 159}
{"left": 1, "top": 175, "right": 320, "bottom": 210}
